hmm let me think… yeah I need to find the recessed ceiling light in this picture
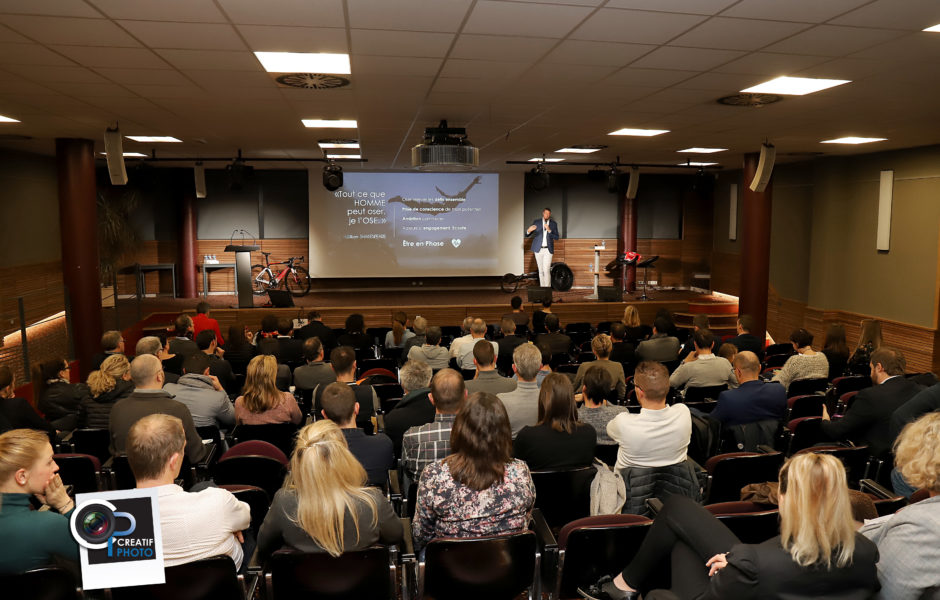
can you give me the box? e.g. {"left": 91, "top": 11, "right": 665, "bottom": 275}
{"left": 678, "top": 147, "right": 727, "bottom": 154}
{"left": 820, "top": 136, "right": 887, "bottom": 144}
{"left": 679, "top": 161, "right": 718, "bottom": 167}
{"left": 126, "top": 136, "right": 181, "bottom": 143}
{"left": 327, "top": 154, "right": 361, "bottom": 159}
{"left": 528, "top": 157, "right": 564, "bottom": 162}
{"left": 255, "top": 52, "right": 351, "bottom": 74}
{"left": 302, "top": 119, "right": 357, "bottom": 128}
{"left": 556, "top": 147, "right": 602, "bottom": 153}
{"left": 98, "top": 152, "right": 148, "bottom": 157}
{"left": 0, "top": 114, "right": 20, "bottom": 123}
{"left": 924, "top": 24, "right": 940, "bottom": 32}
{"left": 608, "top": 128, "right": 669, "bottom": 137}
{"left": 319, "top": 142, "right": 360, "bottom": 149}
{"left": 741, "top": 76, "right": 850, "bottom": 96}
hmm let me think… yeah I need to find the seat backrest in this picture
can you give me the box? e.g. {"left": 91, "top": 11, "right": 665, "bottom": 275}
{"left": 232, "top": 423, "right": 299, "bottom": 457}
{"left": 195, "top": 425, "right": 222, "bottom": 447}
{"left": 687, "top": 412, "right": 720, "bottom": 465}
{"left": 796, "top": 445, "right": 871, "bottom": 486}
{"left": 222, "top": 440, "right": 289, "bottom": 464}
{"left": 705, "top": 452, "right": 784, "bottom": 503}
{"left": 684, "top": 385, "right": 728, "bottom": 402}
{"left": 833, "top": 375, "right": 871, "bottom": 396}
{"left": 219, "top": 484, "right": 270, "bottom": 536}
{"left": 706, "top": 505, "right": 780, "bottom": 544}
{"left": 372, "top": 382, "right": 404, "bottom": 401}
{"left": 724, "top": 419, "right": 780, "bottom": 452}
{"left": 765, "top": 343, "right": 794, "bottom": 357}
{"left": 423, "top": 532, "right": 536, "bottom": 600}
{"left": 786, "top": 394, "right": 825, "bottom": 419}
{"left": 530, "top": 466, "right": 595, "bottom": 530}
{"left": 0, "top": 565, "right": 78, "bottom": 600}
{"left": 268, "top": 547, "right": 392, "bottom": 600}
{"left": 787, "top": 417, "right": 825, "bottom": 454}
{"left": 111, "top": 555, "right": 243, "bottom": 600}
{"left": 594, "top": 444, "right": 619, "bottom": 467}
{"left": 763, "top": 354, "right": 790, "bottom": 369}
{"left": 213, "top": 455, "right": 287, "bottom": 498}
{"left": 557, "top": 517, "right": 651, "bottom": 599}
{"left": 53, "top": 453, "right": 100, "bottom": 493}
{"left": 69, "top": 428, "right": 111, "bottom": 464}
{"left": 787, "top": 378, "right": 828, "bottom": 398}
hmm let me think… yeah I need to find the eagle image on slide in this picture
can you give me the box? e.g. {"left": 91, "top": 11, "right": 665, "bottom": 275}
{"left": 387, "top": 176, "right": 482, "bottom": 215}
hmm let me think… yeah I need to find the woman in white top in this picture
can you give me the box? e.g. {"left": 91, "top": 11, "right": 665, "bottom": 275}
{"left": 772, "top": 328, "right": 828, "bottom": 391}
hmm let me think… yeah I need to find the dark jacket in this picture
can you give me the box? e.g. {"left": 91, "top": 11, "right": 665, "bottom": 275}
{"left": 536, "top": 332, "right": 573, "bottom": 357}
{"left": 223, "top": 343, "right": 257, "bottom": 375}
{"left": 337, "top": 332, "right": 374, "bottom": 352}
{"left": 822, "top": 348, "right": 849, "bottom": 380}
{"left": 609, "top": 341, "right": 636, "bottom": 366}
{"left": 710, "top": 380, "right": 787, "bottom": 427}
{"left": 726, "top": 333, "right": 765, "bottom": 360}
{"left": 206, "top": 355, "right": 237, "bottom": 395}
{"left": 273, "top": 337, "right": 304, "bottom": 369}
{"left": 109, "top": 389, "right": 208, "bottom": 462}
{"left": 821, "top": 376, "right": 924, "bottom": 457}
{"left": 38, "top": 381, "right": 91, "bottom": 431}
{"left": 383, "top": 388, "right": 433, "bottom": 457}
{"left": 532, "top": 310, "right": 549, "bottom": 335}
{"left": 636, "top": 335, "right": 681, "bottom": 363}
{"left": 168, "top": 337, "right": 199, "bottom": 359}
{"left": 294, "top": 320, "right": 337, "bottom": 352}
{"left": 526, "top": 217, "right": 559, "bottom": 253}
{"left": 890, "top": 382, "right": 940, "bottom": 440}
{"left": 513, "top": 423, "right": 596, "bottom": 471}
{"left": 619, "top": 460, "right": 702, "bottom": 517}
{"left": 79, "top": 379, "right": 134, "bottom": 429}
{"left": 0, "top": 397, "right": 57, "bottom": 439}
{"left": 342, "top": 428, "right": 395, "bottom": 487}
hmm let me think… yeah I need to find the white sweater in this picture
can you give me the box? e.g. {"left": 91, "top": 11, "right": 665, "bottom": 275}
{"left": 607, "top": 403, "right": 692, "bottom": 470}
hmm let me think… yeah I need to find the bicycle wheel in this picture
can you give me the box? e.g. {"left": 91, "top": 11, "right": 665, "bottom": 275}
{"left": 284, "top": 265, "right": 311, "bottom": 297}
{"left": 500, "top": 273, "right": 520, "bottom": 293}
{"left": 250, "top": 265, "right": 275, "bottom": 295}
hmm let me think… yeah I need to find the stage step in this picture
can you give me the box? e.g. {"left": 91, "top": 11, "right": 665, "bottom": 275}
{"left": 686, "top": 301, "right": 738, "bottom": 315}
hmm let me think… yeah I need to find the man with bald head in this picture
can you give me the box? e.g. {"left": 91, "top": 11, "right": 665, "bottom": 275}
{"left": 709, "top": 351, "right": 787, "bottom": 426}
{"left": 454, "top": 318, "right": 498, "bottom": 370}
{"left": 109, "top": 354, "right": 208, "bottom": 462}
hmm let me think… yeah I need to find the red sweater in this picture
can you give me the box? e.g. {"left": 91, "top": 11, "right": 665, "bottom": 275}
{"left": 192, "top": 313, "right": 224, "bottom": 346}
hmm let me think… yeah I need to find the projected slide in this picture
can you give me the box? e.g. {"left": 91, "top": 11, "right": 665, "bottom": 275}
{"left": 309, "top": 172, "right": 500, "bottom": 278}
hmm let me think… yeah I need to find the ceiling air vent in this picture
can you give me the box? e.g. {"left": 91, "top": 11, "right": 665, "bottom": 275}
{"left": 274, "top": 73, "right": 350, "bottom": 89}
{"left": 411, "top": 120, "right": 479, "bottom": 171}
{"left": 717, "top": 93, "right": 781, "bottom": 107}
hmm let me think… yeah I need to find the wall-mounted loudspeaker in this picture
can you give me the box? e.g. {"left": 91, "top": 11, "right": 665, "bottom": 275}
{"left": 625, "top": 166, "right": 639, "bottom": 200}
{"left": 103, "top": 127, "right": 127, "bottom": 185}
{"left": 194, "top": 163, "right": 206, "bottom": 199}
{"left": 748, "top": 143, "right": 775, "bottom": 193}
{"left": 527, "top": 286, "right": 552, "bottom": 303}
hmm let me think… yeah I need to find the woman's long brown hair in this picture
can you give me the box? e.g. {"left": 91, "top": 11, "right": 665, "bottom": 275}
{"left": 444, "top": 392, "right": 513, "bottom": 491}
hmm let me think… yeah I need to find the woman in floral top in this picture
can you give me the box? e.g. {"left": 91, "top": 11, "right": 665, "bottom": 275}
{"left": 412, "top": 391, "right": 535, "bottom": 551}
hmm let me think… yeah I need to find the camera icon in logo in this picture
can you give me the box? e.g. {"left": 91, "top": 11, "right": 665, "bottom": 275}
{"left": 70, "top": 499, "right": 136, "bottom": 551}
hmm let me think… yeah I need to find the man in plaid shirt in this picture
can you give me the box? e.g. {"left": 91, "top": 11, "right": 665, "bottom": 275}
{"left": 402, "top": 368, "right": 466, "bottom": 481}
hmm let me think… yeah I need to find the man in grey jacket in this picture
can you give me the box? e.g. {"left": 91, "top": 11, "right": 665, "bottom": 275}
{"left": 163, "top": 353, "right": 235, "bottom": 429}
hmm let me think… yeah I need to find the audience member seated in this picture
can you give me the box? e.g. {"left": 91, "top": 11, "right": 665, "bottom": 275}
{"left": 408, "top": 326, "right": 451, "bottom": 370}
{"left": 293, "top": 337, "right": 336, "bottom": 391}
{"left": 455, "top": 318, "right": 498, "bottom": 370}
{"left": 253, "top": 313, "right": 280, "bottom": 350}
{"left": 607, "top": 361, "right": 691, "bottom": 471}
{"left": 33, "top": 357, "right": 90, "bottom": 431}
{"left": 168, "top": 314, "right": 199, "bottom": 358}
{"left": 313, "top": 346, "right": 378, "bottom": 430}
{"left": 635, "top": 317, "right": 680, "bottom": 363}
{"left": 135, "top": 335, "right": 180, "bottom": 383}
{"left": 222, "top": 325, "right": 257, "bottom": 375}
{"left": 621, "top": 305, "right": 651, "bottom": 343}
{"left": 502, "top": 295, "right": 530, "bottom": 329}
{"left": 577, "top": 366, "right": 626, "bottom": 445}
{"left": 496, "top": 318, "right": 527, "bottom": 363}
{"left": 537, "top": 313, "right": 573, "bottom": 358}
{"left": 679, "top": 315, "right": 719, "bottom": 359}
{"left": 710, "top": 351, "right": 786, "bottom": 426}
{"left": 164, "top": 353, "right": 236, "bottom": 429}
{"left": 0, "top": 428, "right": 77, "bottom": 574}
{"left": 90, "top": 329, "right": 125, "bottom": 371}
{"left": 465, "top": 340, "right": 517, "bottom": 395}
{"left": 514, "top": 374, "right": 596, "bottom": 470}
{"left": 822, "top": 323, "right": 850, "bottom": 380}
{"left": 448, "top": 317, "right": 475, "bottom": 358}
{"left": 609, "top": 323, "right": 636, "bottom": 367}
{"left": 654, "top": 308, "right": 681, "bottom": 339}
{"left": 402, "top": 369, "right": 466, "bottom": 482}
{"left": 847, "top": 319, "right": 882, "bottom": 375}
{"left": 669, "top": 329, "right": 737, "bottom": 395}
{"left": 80, "top": 354, "right": 133, "bottom": 429}
{"left": 578, "top": 453, "right": 879, "bottom": 600}
{"left": 257, "top": 420, "right": 402, "bottom": 559}
{"left": 726, "top": 314, "right": 765, "bottom": 360}
{"left": 270, "top": 318, "right": 304, "bottom": 368}
{"left": 336, "top": 313, "right": 374, "bottom": 353}
{"left": 127, "top": 414, "right": 250, "bottom": 568}
{"left": 385, "top": 311, "right": 415, "bottom": 349}
{"left": 110, "top": 355, "right": 208, "bottom": 462}
{"left": 195, "top": 330, "right": 236, "bottom": 394}
{"left": 772, "top": 328, "right": 829, "bottom": 391}
{"left": 412, "top": 392, "right": 535, "bottom": 552}
{"left": 402, "top": 316, "right": 427, "bottom": 359}
{"left": 572, "top": 334, "right": 627, "bottom": 401}
{"left": 0, "top": 367, "right": 56, "bottom": 439}
{"left": 384, "top": 360, "right": 434, "bottom": 457}
{"left": 499, "top": 343, "right": 544, "bottom": 438}
{"left": 234, "top": 355, "right": 302, "bottom": 426}
{"left": 717, "top": 342, "right": 737, "bottom": 363}
{"left": 861, "top": 412, "right": 940, "bottom": 599}
{"left": 294, "top": 310, "right": 336, "bottom": 352}
{"left": 192, "top": 301, "right": 224, "bottom": 346}
{"left": 821, "top": 348, "right": 922, "bottom": 458}
{"left": 320, "top": 383, "right": 394, "bottom": 488}
{"left": 532, "top": 298, "right": 553, "bottom": 335}
{"left": 890, "top": 381, "right": 940, "bottom": 445}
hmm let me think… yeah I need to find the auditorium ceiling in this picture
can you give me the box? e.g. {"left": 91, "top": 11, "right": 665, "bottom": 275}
{"left": 0, "top": 0, "right": 938, "bottom": 171}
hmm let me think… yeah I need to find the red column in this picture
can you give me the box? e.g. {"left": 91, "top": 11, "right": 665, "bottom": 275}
{"left": 179, "top": 191, "right": 198, "bottom": 298}
{"left": 56, "top": 138, "right": 103, "bottom": 378}
{"left": 739, "top": 152, "right": 773, "bottom": 338}
{"left": 617, "top": 190, "right": 638, "bottom": 292}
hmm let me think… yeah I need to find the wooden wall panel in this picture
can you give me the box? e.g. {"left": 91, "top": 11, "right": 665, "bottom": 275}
{"left": 710, "top": 251, "right": 741, "bottom": 297}
{"left": 0, "top": 260, "right": 65, "bottom": 338}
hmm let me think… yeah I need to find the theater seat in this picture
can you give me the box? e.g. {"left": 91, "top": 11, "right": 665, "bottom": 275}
{"left": 265, "top": 546, "right": 395, "bottom": 600}
{"left": 110, "top": 555, "right": 244, "bottom": 600}
{"left": 0, "top": 565, "right": 79, "bottom": 600}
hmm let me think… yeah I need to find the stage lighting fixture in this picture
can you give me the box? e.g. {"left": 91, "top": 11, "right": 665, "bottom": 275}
{"left": 527, "top": 160, "right": 549, "bottom": 192}
{"left": 226, "top": 156, "right": 253, "bottom": 190}
{"left": 607, "top": 165, "right": 621, "bottom": 194}
{"left": 323, "top": 161, "right": 343, "bottom": 191}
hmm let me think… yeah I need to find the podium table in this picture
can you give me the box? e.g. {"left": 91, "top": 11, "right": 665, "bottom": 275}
{"left": 585, "top": 244, "right": 606, "bottom": 300}
{"left": 224, "top": 245, "right": 260, "bottom": 308}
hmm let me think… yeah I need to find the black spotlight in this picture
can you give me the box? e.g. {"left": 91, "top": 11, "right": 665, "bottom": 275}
{"left": 527, "top": 162, "right": 549, "bottom": 192}
{"left": 607, "top": 165, "right": 621, "bottom": 194}
{"left": 226, "top": 157, "right": 253, "bottom": 190}
{"left": 323, "top": 161, "right": 343, "bottom": 191}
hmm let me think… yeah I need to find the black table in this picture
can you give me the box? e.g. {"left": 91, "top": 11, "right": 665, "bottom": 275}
{"left": 119, "top": 263, "right": 176, "bottom": 298}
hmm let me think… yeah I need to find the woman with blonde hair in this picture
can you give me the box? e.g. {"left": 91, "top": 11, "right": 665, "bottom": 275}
{"left": 257, "top": 420, "right": 401, "bottom": 558}
{"left": 848, "top": 319, "right": 882, "bottom": 375}
{"left": 385, "top": 311, "right": 415, "bottom": 349}
{"left": 79, "top": 353, "right": 133, "bottom": 429}
{"left": 0, "top": 428, "right": 78, "bottom": 574}
{"left": 234, "top": 355, "right": 302, "bottom": 425}
{"left": 621, "top": 305, "right": 651, "bottom": 342}
{"left": 861, "top": 412, "right": 940, "bottom": 599}
{"left": 579, "top": 452, "right": 879, "bottom": 600}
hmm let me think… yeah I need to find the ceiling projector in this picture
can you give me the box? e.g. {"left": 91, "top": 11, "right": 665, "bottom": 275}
{"left": 411, "top": 120, "right": 479, "bottom": 171}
